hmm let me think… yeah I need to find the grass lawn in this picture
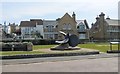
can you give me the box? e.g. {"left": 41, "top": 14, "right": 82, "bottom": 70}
{"left": 0, "top": 43, "right": 119, "bottom": 56}
{"left": 78, "top": 43, "right": 119, "bottom": 52}
{"left": 33, "top": 43, "right": 118, "bottom": 52}
{"left": 0, "top": 45, "right": 56, "bottom": 56}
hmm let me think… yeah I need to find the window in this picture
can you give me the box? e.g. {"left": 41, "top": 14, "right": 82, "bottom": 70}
{"left": 63, "top": 23, "right": 71, "bottom": 30}
{"left": 55, "top": 34, "right": 58, "bottom": 39}
{"left": 47, "top": 34, "right": 53, "bottom": 39}
{"left": 68, "top": 23, "right": 71, "bottom": 30}
{"left": 78, "top": 22, "right": 85, "bottom": 32}
{"left": 79, "top": 34, "right": 86, "bottom": 39}
{"left": 108, "top": 26, "right": 119, "bottom": 32}
{"left": 46, "top": 25, "right": 54, "bottom": 32}
{"left": 63, "top": 23, "right": 66, "bottom": 30}
{"left": 79, "top": 24, "right": 85, "bottom": 30}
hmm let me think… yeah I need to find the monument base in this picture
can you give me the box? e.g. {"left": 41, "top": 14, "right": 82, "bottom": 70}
{"left": 50, "top": 44, "right": 80, "bottom": 51}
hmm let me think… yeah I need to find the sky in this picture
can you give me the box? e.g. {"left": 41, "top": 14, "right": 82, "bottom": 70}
{"left": 0, "top": 0, "right": 119, "bottom": 27}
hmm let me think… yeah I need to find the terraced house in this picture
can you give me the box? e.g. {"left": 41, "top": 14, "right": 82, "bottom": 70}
{"left": 90, "top": 12, "right": 120, "bottom": 41}
{"left": 20, "top": 12, "right": 89, "bottom": 41}
{"left": 20, "top": 19, "right": 44, "bottom": 39}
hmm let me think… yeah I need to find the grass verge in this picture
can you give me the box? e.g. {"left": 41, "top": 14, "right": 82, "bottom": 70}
{"left": 0, "top": 43, "right": 118, "bottom": 56}
{"left": 0, "top": 51, "right": 45, "bottom": 56}
{"left": 78, "top": 43, "right": 118, "bottom": 52}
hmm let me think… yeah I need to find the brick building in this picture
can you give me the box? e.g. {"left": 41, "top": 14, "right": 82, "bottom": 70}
{"left": 90, "top": 12, "right": 120, "bottom": 41}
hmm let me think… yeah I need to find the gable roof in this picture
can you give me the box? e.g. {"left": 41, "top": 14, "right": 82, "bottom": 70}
{"left": 43, "top": 20, "right": 57, "bottom": 26}
{"left": 20, "top": 21, "right": 36, "bottom": 27}
{"left": 20, "top": 19, "right": 43, "bottom": 27}
{"left": 30, "top": 19, "right": 43, "bottom": 25}
{"left": 105, "top": 19, "right": 119, "bottom": 26}
{"left": 76, "top": 20, "right": 89, "bottom": 29}
{"left": 59, "top": 13, "right": 76, "bottom": 23}
{"left": 76, "top": 20, "right": 84, "bottom": 25}
{"left": 60, "top": 13, "right": 72, "bottom": 20}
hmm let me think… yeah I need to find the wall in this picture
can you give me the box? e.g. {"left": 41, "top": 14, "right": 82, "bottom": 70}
{"left": 57, "top": 13, "right": 78, "bottom": 40}
{"left": 36, "top": 25, "right": 44, "bottom": 38}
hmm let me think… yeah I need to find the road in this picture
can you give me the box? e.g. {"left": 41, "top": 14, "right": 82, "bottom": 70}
{"left": 2, "top": 57, "right": 118, "bottom": 72}
{"left": 2, "top": 53, "right": 119, "bottom": 72}
{"left": 2, "top": 53, "right": 119, "bottom": 65}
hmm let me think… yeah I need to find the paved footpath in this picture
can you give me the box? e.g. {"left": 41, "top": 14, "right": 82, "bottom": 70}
{"left": 1, "top": 53, "right": 119, "bottom": 72}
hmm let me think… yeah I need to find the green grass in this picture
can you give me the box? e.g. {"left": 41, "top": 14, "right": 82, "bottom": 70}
{"left": 0, "top": 45, "right": 56, "bottom": 56}
{"left": 33, "top": 43, "right": 118, "bottom": 52}
{"left": 0, "top": 43, "right": 119, "bottom": 56}
{"left": 78, "top": 43, "right": 118, "bottom": 52}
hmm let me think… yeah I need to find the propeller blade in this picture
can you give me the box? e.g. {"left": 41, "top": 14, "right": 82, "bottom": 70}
{"left": 55, "top": 38, "right": 69, "bottom": 44}
{"left": 59, "top": 31, "right": 67, "bottom": 36}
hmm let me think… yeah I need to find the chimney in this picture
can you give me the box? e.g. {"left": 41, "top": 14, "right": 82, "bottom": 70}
{"left": 99, "top": 12, "right": 105, "bottom": 16}
{"left": 96, "top": 15, "right": 100, "bottom": 21}
{"left": 56, "top": 18, "right": 61, "bottom": 21}
{"left": 91, "top": 23, "right": 94, "bottom": 26}
{"left": 72, "top": 12, "right": 76, "bottom": 21}
{"left": 99, "top": 12, "right": 105, "bottom": 20}
{"left": 106, "top": 16, "right": 110, "bottom": 20}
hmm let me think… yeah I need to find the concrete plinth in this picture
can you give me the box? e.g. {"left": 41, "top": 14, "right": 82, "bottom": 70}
{"left": 50, "top": 44, "right": 80, "bottom": 51}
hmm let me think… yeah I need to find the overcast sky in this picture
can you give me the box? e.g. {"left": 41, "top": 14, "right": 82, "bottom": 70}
{"left": 0, "top": 0, "right": 119, "bottom": 27}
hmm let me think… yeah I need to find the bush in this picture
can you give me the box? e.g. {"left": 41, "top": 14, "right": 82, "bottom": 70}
{"left": 1, "top": 42, "right": 33, "bottom": 51}
{"left": 1, "top": 43, "right": 12, "bottom": 51}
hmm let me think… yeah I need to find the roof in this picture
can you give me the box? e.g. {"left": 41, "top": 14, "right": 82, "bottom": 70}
{"left": 30, "top": 19, "right": 43, "bottom": 25}
{"left": 43, "top": 20, "right": 57, "bottom": 26}
{"left": 20, "top": 21, "right": 35, "bottom": 27}
{"left": 76, "top": 20, "right": 89, "bottom": 29}
{"left": 59, "top": 13, "right": 76, "bottom": 23}
{"left": 62, "top": 13, "right": 71, "bottom": 18}
{"left": 43, "top": 20, "right": 56, "bottom": 22}
{"left": 105, "top": 19, "right": 119, "bottom": 26}
{"left": 20, "top": 19, "right": 43, "bottom": 27}
{"left": 76, "top": 20, "right": 84, "bottom": 24}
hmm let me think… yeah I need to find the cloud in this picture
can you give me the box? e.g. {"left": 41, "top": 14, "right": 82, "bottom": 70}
{"left": 2, "top": 2, "right": 82, "bottom": 19}
{"left": 1, "top": 0, "right": 119, "bottom": 26}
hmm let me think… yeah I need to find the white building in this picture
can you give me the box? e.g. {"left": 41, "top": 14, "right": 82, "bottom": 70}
{"left": 2, "top": 25, "right": 8, "bottom": 34}
{"left": 20, "top": 19, "right": 44, "bottom": 39}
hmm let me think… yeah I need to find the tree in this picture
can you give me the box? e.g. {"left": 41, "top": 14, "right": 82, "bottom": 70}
{"left": 35, "top": 31, "right": 43, "bottom": 39}
{"left": 31, "top": 30, "right": 43, "bottom": 39}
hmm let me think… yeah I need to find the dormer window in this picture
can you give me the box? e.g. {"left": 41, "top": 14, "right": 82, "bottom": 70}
{"left": 78, "top": 22, "right": 85, "bottom": 32}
